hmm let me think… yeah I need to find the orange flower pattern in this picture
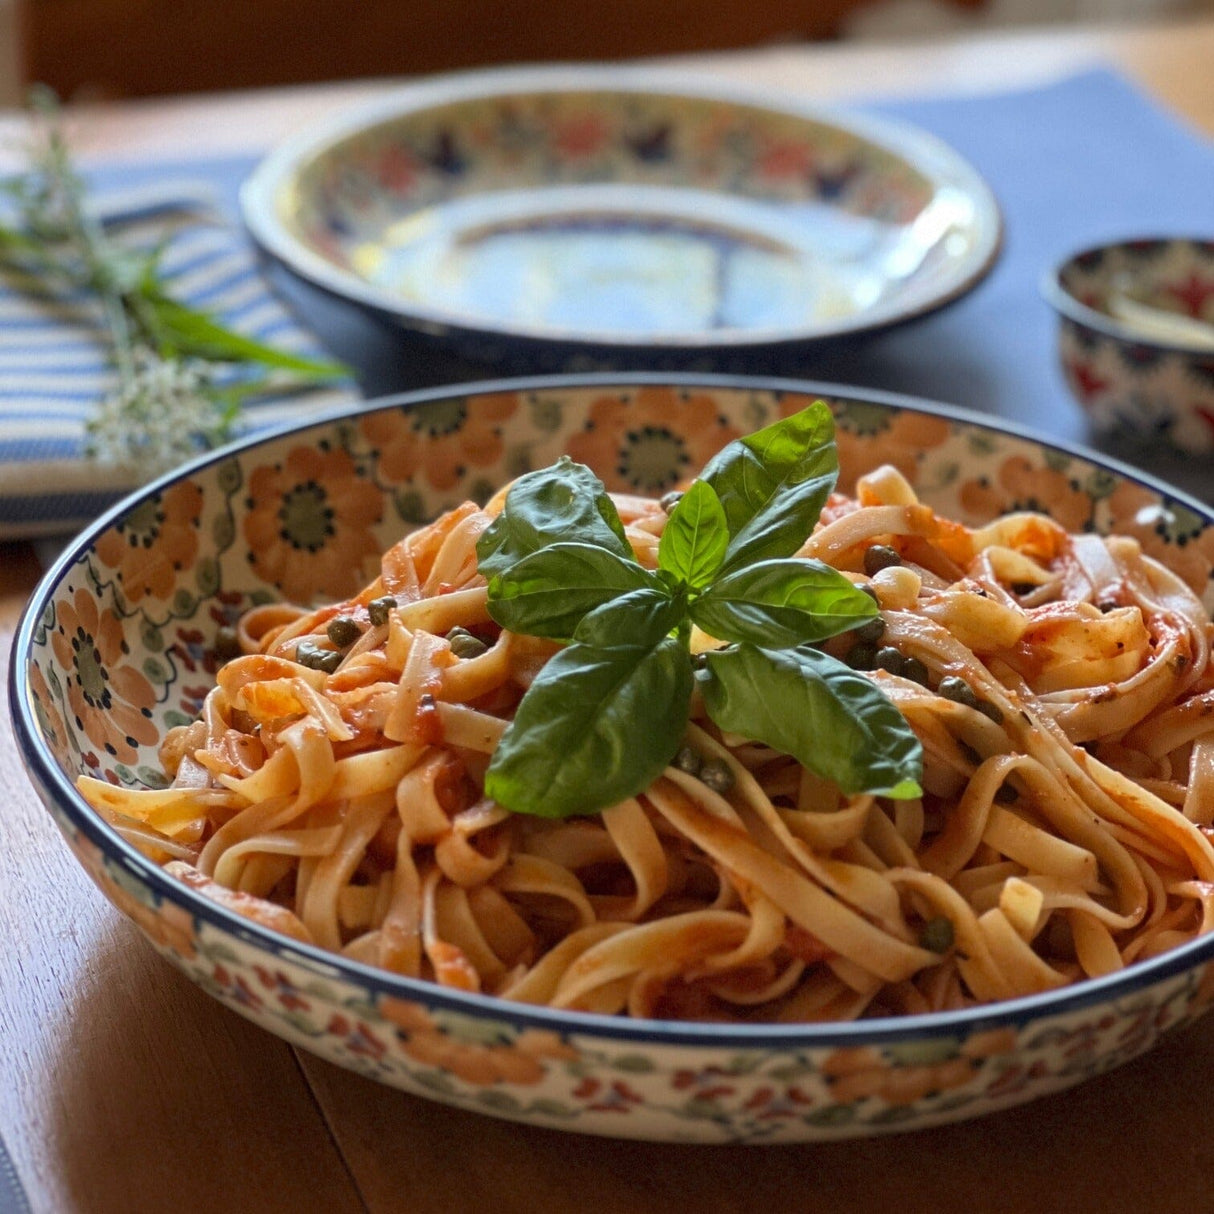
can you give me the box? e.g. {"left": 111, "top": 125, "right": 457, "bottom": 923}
{"left": 243, "top": 444, "right": 383, "bottom": 603}
{"left": 22, "top": 385, "right": 1214, "bottom": 1141}
{"left": 362, "top": 392, "right": 520, "bottom": 492}
{"left": 821, "top": 1029, "right": 1016, "bottom": 1106}
{"left": 93, "top": 480, "right": 204, "bottom": 603}
{"left": 958, "top": 453, "right": 1095, "bottom": 533}
{"left": 1102, "top": 478, "right": 1214, "bottom": 598}
{"left": 380, "top": 996, "right": 576, "bottom": 1086}
{"left": 50, "top": 586, "right": 158, "bottom": 764}
{"left": 27, "top": 661, "right": 69, "bottom": 771}
{"left": 104, "top": 872, "right": 198, "bottom": 960}
{"left": 566, "top": 387, "right": 742, "bottom": 493}
{"left": 825, "top": 400, "right": 952, "bottom": 493}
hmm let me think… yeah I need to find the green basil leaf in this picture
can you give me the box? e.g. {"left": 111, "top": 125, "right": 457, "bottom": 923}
{"left": 701, "top": 643, "right": 923, "bottom": 799}
{"left": 690, "top": 559, "right": 878, "bottom": 647}
{"left": 485, "top": 636, "right": 693, "bottom": 818}
{"left": 700, "top": 402, "right": 838, "bottom": 572}
{"left": 574, "top": 587, "right": 685, "bottom": 648}
{"left": 657, "top": 479, "right": 729, "bottom": 590}
{"left": 142, "top": 292, "right": 347, "bottom": 377}
{"left": 478, "top": 456, "right": 631, "bottom": 579}
{"left": 488, "top": 543, "right": 658, "bottom": 640}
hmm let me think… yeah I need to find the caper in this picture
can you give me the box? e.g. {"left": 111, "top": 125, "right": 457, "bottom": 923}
{"left": 700, "top": 759, "right": 735, "bottom": 795}
{"left": 845, "top": 642, "right": 878, "bottom": 671}
{"left": 295, "top": 639, "right": 343, "bottom": 673}
{"left": 446, "top": 626, "right": 488, "bottom": 659}
{"left": 920, "top": 916, "right": 955, "bottom": 954}
{"left": 938, "top": 675, "right": 979, "bottom": 708}
{"left": 958, "top": 741, "right": 982, "bottom": 767}
{"left": 858, "top": 583, "right": 881, "bottom": 605}
{"left": 367, "top": 596, "right": 397, "bottom": 627}
{"left": 326, "top": 616, "right": 362, "bottom": 649}
{"left": 863, "top": 545, "right": 902, "bottom": 576}
{"left": 975, "top": 699, "right": 1004, "bottom": 724}
{"left": 660, "top": 490, "right": 684, "bottom": 514}
{"left": 673, "top": 745, "right": 703, "bottom": 776}
{"left": 874, "top": 646, "right": 906, "bottom": 675}
{"left": 853, "top": 615, "right": 886, "bottom": 644}
{"left": 213, "top": 624, "right": 242, "bottom": 663}
{"left": 901, "top": 656, "right": 930, "bottom": 686}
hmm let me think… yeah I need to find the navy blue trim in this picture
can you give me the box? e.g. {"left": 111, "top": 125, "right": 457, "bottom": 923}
{"left": 12, "top": 372, "right": 1214, "bottom": 1049}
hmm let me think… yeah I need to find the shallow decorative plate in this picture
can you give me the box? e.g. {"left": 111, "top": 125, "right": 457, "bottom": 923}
{"left": 242, "top": 68, "right": 1002, "bottom": 370}
{"left": 13, "top": 375, "right": 1214, "bottom": 1143}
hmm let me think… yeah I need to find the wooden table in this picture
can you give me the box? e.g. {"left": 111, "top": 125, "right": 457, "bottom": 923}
{"left": 3, "top": 19, "right": 1214, "bottom": 1212}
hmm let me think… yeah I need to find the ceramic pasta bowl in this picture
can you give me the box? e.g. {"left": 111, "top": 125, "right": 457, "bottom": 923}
{"left": 1045, "top": 237, "right": 1214, "bottom": 455}
{"left": 242, "top": 67, "right": 1001, "bottom": 371}
{"left": 12, "top": 374, "right": 1214, "bottom": 1143}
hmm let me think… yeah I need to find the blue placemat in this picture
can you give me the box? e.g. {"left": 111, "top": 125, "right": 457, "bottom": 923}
{"left": 1, "top": 67, "right": 1212, "bottom": 540}
{"left": 846, "top": 67, "right": 1214, "bottom": 458}
{"left": 0, "top": 174, "right": 355, "bottom": 539}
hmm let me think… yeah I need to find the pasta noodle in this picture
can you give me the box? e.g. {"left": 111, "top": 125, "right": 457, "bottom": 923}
{"left": 79, "top": 461, "right": 1214, "bottom": 1022}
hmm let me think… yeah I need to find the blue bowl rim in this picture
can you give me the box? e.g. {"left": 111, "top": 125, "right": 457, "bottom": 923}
{"left": 239, "top": 63, "right": 1004, "bottom": 353}
{"left": 1041, "top": 235, "right": 1214, "bottom": 357}
{"left": 12, "top": 369, "right": 1214, "bottom": 1050}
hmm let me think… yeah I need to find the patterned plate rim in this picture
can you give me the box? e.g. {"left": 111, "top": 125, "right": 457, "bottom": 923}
{"left": 240, "top": 63, "right": 1003, "bottom": 350}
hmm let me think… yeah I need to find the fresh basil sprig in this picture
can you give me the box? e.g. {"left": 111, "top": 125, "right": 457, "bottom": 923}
{"left": 477, "top": 403, "right": 924, "bottom": 818}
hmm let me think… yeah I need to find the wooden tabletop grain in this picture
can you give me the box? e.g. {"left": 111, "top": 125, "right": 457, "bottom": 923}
{"left": 4, "top": 20, "right": 1214, "bottom": 1213}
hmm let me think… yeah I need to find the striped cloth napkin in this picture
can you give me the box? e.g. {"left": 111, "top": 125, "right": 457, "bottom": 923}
{"left": 0, "top": 175, "right": 355, "bottom": 539}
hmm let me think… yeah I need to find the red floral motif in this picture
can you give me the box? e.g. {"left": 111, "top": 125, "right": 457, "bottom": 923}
{"left": 756, "top": 138, "right": 814, "bottom": 180}
{"left": 243, "top": 444, "right": 383, "bottom": 603}
{"left": 571, "top": 1078, "right": 644, "bottom": 1113}
{"left": 254, "top": 966, "right": 312, "bottom": 1013}
{"left": 93, "top": 480, "right": 203, "bottom": 603}
{"left": 983, "top": 1059, "right": 1050, "bottom": 1101}
{"left": 1162, "top": 271, "right": 1214, "bottom": 320}
{"left": 51, "top": 587, "right": 158, "bottom": 764}
{"left": 1065, "top": 358, "right": 1111, "bottom": 402}
{"left": 376, "top": 143, "right": 422, "bottom": 195}
{"left": 362, "top": 392, "right": 519, "bottom": 492}
{"left": 552, "top": 114, "right": 610, "bottom": 158}
{"left": 671, "top": 1065, "right": 736, "bottom": 1102}
{"left": 327, "top": 1014, "right": 387, "bottom": 1061}
{"left": 741, "top": 1085, "right": 814, "bottom": 1119}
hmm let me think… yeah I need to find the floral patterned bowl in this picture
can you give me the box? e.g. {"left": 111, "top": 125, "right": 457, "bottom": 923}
{"left": 241, "top": 66, "right": 1001, "bottom": 372}
{"left": 1045, "top": 238, "right": 1214, "bottom": 455}
{"left": 12, "top": 374, "right": 1214, "bottom": 1143}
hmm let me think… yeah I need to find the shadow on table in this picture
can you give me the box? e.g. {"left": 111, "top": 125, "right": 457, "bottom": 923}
{"left": 265, "top": 261, "right": 1006, "bottom": 415}
{"left": 296, "top": 1006, "right": 1214, "bottom": 1214}
{"left": 45, "top": 926, "right": 363, "bottom": 1214}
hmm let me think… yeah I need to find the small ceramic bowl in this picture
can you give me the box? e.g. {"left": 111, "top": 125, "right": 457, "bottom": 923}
{"left": 12, "top": 375, "right": 1214, "bottom": 1144}
{"left": 242, "top": 66, "right": 1001, "bottom": 372}
{"left": 1044, "top": 238, "right": 1214, "bottom": 455}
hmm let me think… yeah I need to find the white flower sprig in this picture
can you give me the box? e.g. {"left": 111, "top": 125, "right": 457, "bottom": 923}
{"left": 0, "top": 88, "right": 347, "bottom": 476}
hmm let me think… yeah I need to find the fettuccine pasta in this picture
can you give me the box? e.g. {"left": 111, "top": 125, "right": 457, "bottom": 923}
{"left": 80, "top": 462, "right": 1214, "bottom": 1021}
